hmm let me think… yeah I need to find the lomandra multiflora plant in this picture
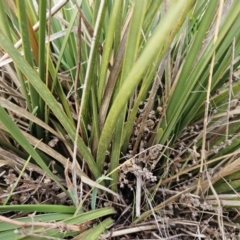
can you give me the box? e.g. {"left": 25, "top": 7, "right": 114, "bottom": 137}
{"left": 0, "top": 0, "right": 240, "bottom": 239}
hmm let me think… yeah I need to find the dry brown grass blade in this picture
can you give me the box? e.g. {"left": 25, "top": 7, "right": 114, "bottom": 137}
{"left": 198, "top": 0, "right": 224, "bottom": 196}
{"left": 30, "top": 139, "right": 122, "bottom": 200}
{"left": 101, "top": 219, "right": 207, "bottom": 239}
{"left": 0, "top": 215, "right": 90, "bottom": 232}
{"left": 136, "top": 159, "right": 240, "bottom": 223}
{"left": 0, "top": 0, "right": 69, "bottom": 64}
{"left": 134, "top": 186, "right": 196, "bottom": 223}
{"left": 207, "top": 199, "right": 240, "bottom": 207}
{"left": 0, "top": 123, "right": 121, "bottom": 200}
{"left": 157, "top": 148, "right": 240, "bottom": 187}
{"left": 0, "top": 148, "right": 46, "bottom": 176}
{"left": 201, "top": 156, "right": 240, "bottom": 193}
{"left": 101, "top": 224, "right": 160, "bottom": 238}
{"left": 98, "top": 29, "right": 128, "bottom": 130}
{"left": 0, "top": 97, "right": 65, "bottom": 141}
{"left": 0, "top": 64, "right": 22, "bottom": 93}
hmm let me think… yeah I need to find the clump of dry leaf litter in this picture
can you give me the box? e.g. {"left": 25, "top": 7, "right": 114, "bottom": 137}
{"left": 110, "top": 96, "right": 240, "bottom": 239}
{"left": 118, "top": 145, "right": 160, "bottom": 190}
{"left": 107, "top": 189, "right": 240, "bottom": 239}
{"left": 0, "top": 157, "right": 72, "bottom": 212}
{"left": 1, "top": 86, "right": 240, "bottom": 239}
{"left": 118, "top": 100, "right": 162, "bottom": 190}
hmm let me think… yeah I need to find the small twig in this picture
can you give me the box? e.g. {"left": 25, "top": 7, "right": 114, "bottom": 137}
{"left": 198, "top": 1, "right": 225, "bottom": 238}
{"left": 135, "top": 175, "right": 142, "bottom": 217}
{"left": 101, "top": 224, "right": 161, "bottom": 238}
{"left": 73, "top": 3, "right": 82, "bottom": 115}
{"left": 71, "top": 1, "right": 83, "bottom": 207}
{"left": 226, "top": 38, "right": 235, "bottom": 141}
{"left": 72, "top": 2, "right": 106, "bottom": 196}
{"left": 144, "top": 187, "right": 163, "bottom": 238}
{"left": 205, "top": 168, "right": 225, "bottom": 239}
{"left": 198, "top": 0, "right": 224, "bottom": 195}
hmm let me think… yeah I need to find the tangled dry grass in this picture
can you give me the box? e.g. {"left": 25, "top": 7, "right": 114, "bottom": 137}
{"left": 0, "top": 0, "right": 240, "bottom": 239}
{"left": 2, "top": 85, "right": 240, "bottom": 239}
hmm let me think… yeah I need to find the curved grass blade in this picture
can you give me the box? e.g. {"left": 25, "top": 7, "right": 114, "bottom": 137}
{"left": 0, "top": 30, "right": 101, "bottom": 179}
{"left": 81, "top": 217, "right": 114, "bottom": 240}
{"left": 0, "top": 105, "right": 68, "bottom": 195}
{"left": 96, "top": 0, "right": 196, "bottom": 169}
{"left": 16, "top": 0, "right": 40, "bottom": 121}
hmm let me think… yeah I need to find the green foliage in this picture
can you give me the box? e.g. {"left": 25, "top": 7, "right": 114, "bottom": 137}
{"left": 0, "top": 0, "right": 240, "bottom": 238}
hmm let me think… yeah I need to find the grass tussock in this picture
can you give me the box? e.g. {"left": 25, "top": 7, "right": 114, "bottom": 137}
{"left": 0, "top": 0, "right": 240, "bottom": 239}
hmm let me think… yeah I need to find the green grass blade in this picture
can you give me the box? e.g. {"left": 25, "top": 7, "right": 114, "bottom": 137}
{"left": 0, "top": 30, "right": 101, "bottom": 179}
{"left": 96, "top": 0, "right": 195, "bottom": 168}
{"left": 30, "top": 208, "right": 115, "bottom": 239}
{"left": 98, "top": 0, "right": 123, "bottom": 105}
{"left": 180, "top": 14, "right": 240, "bottom": 129}
{"left": 90, "top": 88, "right": 100, "bottom": 156}
{"left": 0, "top": 105, "right": 68, "bottom": 195}
{"left": 0, "top": 1, "right": 12, "bottom": 41}
{"left": 16, "top": 0, "right": 43, "bottom": 140}
{"left": 16, "top": 0, "right": 39, "bottom": 114}
{"left": 38, "top": 0, "right": 47, "bottom": 122}
{"left": 164, "top": 0, "right": 218, "bottom": 120}
{"left": 50, "top": 1, "right": 80, "bottom": 126}
{"left": 0, "top": 208, "right": 115, "bottom": 240}
{"left": 0, "top": 1, "right": 32, "bottom": 111}
{"left": 159, "top": 0, "right": 240, "bottom": 144}
{"left": 0, "top": 204, "right": 75, "bottom": 213}
{"left": 81, "top": 217, "right": 114, "bottom": 240}
{"left": 120, "top": 0, "right": 147, "bottom": 85}
{"left": 80, "top": 1, "right": 107, "bottom": 133}
{"left": 107, "top": 0, "right": 148, "bottom": 190}
{"left": 0, "top": 97, "right": 65, "bottom": 141}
